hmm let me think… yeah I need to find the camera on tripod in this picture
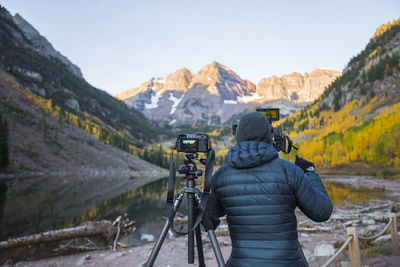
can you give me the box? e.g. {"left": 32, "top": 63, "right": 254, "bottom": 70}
{"left": 176, "top": 133, "right": 210, "bottom": 153}
{"left": 176, "top": 133, "right": 210, "bottom": 176}
{"left": 147, "top": 133, "right": 225, "bottom": 267}
{"left": 232, "top": 108, "right": 298, "bottom": 154}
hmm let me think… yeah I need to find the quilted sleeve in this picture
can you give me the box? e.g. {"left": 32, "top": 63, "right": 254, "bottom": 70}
{"left": 293, "top": 167, "right": 333, "bottom": 222}
{"left": 202, "top": 167, "right": 226, "bottom": 231}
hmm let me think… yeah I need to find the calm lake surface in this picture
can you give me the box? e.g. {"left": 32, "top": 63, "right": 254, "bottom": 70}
{"left": 0, "top": 174, "right": 391, "bottom": 245}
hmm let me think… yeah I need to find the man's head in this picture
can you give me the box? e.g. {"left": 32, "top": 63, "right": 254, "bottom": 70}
{"left": 235, "top": 111, "right": 272, "bottom": 144}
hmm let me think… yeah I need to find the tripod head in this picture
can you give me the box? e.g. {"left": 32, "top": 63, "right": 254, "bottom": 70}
{"left": 178, "top": 153, "right": 207, "bottom": 178}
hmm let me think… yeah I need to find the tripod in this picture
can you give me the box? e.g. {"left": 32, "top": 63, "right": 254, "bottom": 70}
{"left": 146, "top": 153, "right": 225, "bottom": 267}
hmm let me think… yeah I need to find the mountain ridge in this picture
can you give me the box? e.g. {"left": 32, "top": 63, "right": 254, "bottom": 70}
{"left": 11, "top": 13, "right": 83, "bottom": 79}
{"left": 115, "top": 61, "right": 340, "bottom": 126}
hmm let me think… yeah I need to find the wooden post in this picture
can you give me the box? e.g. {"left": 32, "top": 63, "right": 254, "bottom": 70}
{"left": 390, "top": 213, "right": 399, "bottom": 256}
{"left": 347, "top": 227, "right": 361, "bottom": 267}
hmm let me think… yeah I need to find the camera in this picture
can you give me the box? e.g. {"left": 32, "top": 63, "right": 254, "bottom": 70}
{"left": 176, "top": 133, "right": 210, "bottom": 153}
{"left": 232, "top": 108, "right": 298, "bottom": 154}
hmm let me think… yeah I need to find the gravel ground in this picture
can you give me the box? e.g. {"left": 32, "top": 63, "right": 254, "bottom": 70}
{"left": 7, "top": 232, "right": 400, "bottom": 267}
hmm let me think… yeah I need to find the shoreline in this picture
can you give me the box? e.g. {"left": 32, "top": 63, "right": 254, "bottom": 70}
{"left": 2, "top": 173, "right": 400, "bottom": 266}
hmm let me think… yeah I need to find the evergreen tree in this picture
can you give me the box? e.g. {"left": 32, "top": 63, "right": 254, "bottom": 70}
{"left": 143, "top": 149, "right": 149, "bottom": 161}
{"left": 0, "top": 112, "right": 9, "bottom": 170}
{"left": 155, "top": 145, "right": 163, "bottom": 167}
{"left": 53, "top": 128, "right": 58, "bottom": 144}
{"left": 41, "top": 110, "right": 48, "bottom": 141}
{"left": 57, "top": 103, "right": 65, "bottom": 127}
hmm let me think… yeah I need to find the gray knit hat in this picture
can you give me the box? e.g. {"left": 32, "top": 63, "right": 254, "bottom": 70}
{"left": 235, "top": 111, "right": 272, "bottom": 143}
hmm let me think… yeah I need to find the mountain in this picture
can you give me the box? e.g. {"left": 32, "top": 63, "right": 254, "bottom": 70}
{"left": 256, "top": 69, "right": 341, "bottom": 103}
{"left": 0, "top": 6, "right": 171, "bottom": 173}
{"left": 11, "top": 13, "right": 83, "bottom": 79}
{"left": 279, "top": 18, "right": 400, "bottom": 173}
{"left": 116, "top": 62, "right": 340, "bottom": 126}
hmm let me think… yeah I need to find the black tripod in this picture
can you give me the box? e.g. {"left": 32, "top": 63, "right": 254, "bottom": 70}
{"left": 146, "top": 153, "right": 225, "bottom": 267}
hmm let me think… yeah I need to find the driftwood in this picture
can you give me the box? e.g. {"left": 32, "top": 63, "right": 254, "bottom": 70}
{"left": 359, "top": 203, "right": 392, "bottom": 213}
{"left": 298, "top": 226, "right": 333, "bottom": 233}
{"left": 0, "top": 214, "right": 136, "bottom": 251}
{"left": 0, "top": 221, "right": 115, "bottom": 251}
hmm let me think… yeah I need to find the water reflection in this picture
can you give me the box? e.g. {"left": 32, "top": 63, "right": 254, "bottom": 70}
{"left": 0, "top": 176, "right": 390, "bottom": 243}
{"left": 66, "top": 178, "right": 170, "bottom": 227}
{"left": 0, "top": 182, "right": 7, "bottom": 223}
{"left": 325, "top": 182, "right": 387, "bottom": 206}
{"left": 0, "top": 176, "right": 189, "bottom": 243}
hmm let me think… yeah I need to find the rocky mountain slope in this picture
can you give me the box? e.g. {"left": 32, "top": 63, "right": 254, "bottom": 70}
{"left": 116, "top": 62, "right": 340, "bottom": 126}
{"left": 279, "top": 18, "right": 400, "bottom": 171}
{"left": 0, "top": 6, "right": 171, "bottom": 173}
{"left": 11, "top": 13, "right": 83, "bottom": 79}
{"left": 257, "top": 69, "right": 341, "bottom": 103}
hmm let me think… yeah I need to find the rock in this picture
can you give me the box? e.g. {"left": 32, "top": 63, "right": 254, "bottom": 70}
{"left": 256, "top": 69, "right": 341, "bottom": 103}
{"left": 362, "top": 219, "right": 376, "bottom": 225}
{"left": 76, "top": 255, "right": 90, "bottom": 265}
{"left": 66, "top": 98, "right": 80, "bottom": 111}
{"left": 3, "top": 259, "right": 13, "bottom": 267}
{"left": 141, "top": 233, "right": 155, "bottom": 242}
{"left": 373, "top": 232, "right": 400, "bottom": 244}
{"left": 313, "top": 243, "right": 335, "bottom": 257}
{"left": 391, "top": 203, "right": 400, "bottom": 212}
{"left": 303, "top": 249, "right": 315, "bottom": 262}
{"left": 25, "top": 83, "right": 46, "bottom": 97}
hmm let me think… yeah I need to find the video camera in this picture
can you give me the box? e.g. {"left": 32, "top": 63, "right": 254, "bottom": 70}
{"left": 232, "top": 108, "right": 298, "bottom": 154}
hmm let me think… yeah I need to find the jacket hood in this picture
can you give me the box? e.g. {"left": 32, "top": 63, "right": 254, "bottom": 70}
{"left": 226, "top": 141, "right": 279, "bottom": 169}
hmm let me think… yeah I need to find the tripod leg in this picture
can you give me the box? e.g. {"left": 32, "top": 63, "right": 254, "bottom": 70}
{"left": 195, "top": 225, "right": 205, "bottom": 267}
{"left": 208, "top": 230, "right": 225, "bottom": 267}
{"left": 146, "top": 193, "right": 184, "bottom": 267}
{"left": 187, "top": 181, "right": 195, "bottom": 263}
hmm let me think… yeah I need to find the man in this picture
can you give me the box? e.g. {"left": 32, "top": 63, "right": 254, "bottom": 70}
{"left": 203, "top": 111, "right": 333, "bottom": 267}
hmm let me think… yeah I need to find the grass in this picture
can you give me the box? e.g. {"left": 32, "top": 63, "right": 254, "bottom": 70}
{"left": 365, "top": 245, "right": 392, "bottom": 258}
{"left": 128, "top": 166, "right": 138, "bottom": 171}
{"left": 381, "top": 168, "right": 400, "bottom": 178}
{"left": 333, "top": 240, "right": 344, "bottom": 249}
{"left": 378, "top": 167, "right": 400, "bottom": 180}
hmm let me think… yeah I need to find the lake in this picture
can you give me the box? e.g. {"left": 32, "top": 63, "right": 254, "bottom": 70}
{"left": 0, "top": 174, "right": 392, "bottom": 246}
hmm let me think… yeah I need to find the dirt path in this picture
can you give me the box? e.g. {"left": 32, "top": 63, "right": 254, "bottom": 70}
{"left": 8, "top": 230, "right": 400, "bottom": 267}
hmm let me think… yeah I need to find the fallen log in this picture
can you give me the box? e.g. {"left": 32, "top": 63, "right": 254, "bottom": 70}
{"left": 359, "top": 203, "right": 392, "bottom": 213}
{"left": 297, "top": 226, "right": 333, "bottom": 233}
{"left": 0, "top": 221, "right": 115, "bottom": 251}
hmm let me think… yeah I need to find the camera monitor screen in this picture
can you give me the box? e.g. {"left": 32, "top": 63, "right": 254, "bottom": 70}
{"left": 256, "top": 108, "right": 280, "bottom": 121}
{"left": 182, "top": 139, "right": 197, "bottom": 152}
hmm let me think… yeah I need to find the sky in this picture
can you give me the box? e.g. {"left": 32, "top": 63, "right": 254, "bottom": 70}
{"left": 2, "top": 0, "right": 400, "bottom": 95}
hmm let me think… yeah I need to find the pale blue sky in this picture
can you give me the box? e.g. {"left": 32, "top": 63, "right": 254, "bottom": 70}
{"left": 2, "top": 0, "right": 399, "bottom": 95}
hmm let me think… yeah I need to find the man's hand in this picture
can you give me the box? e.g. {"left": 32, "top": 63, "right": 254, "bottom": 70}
{"left": 201, "top": 217, "right": 216, "bottom": 231}
{"left": 295, "top": 155, "right": 315, "bottom": 172}
{"left": 201, "top": 201, "right": 221, "bottom": 231}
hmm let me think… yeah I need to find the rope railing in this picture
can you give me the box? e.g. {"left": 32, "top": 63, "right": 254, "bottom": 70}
{"left": 321, "top": 212, "right": 399, "bottom": 267}
{"left": 358, "top": 217, "right": 393, "bottom": 241}
{"left": 321, "top": 235, "right": 353, "bottom": 267}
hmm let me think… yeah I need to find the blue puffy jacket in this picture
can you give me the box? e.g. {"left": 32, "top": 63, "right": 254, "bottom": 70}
{"left": 205, "top": 141, "right": 333, "bottom": 267}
